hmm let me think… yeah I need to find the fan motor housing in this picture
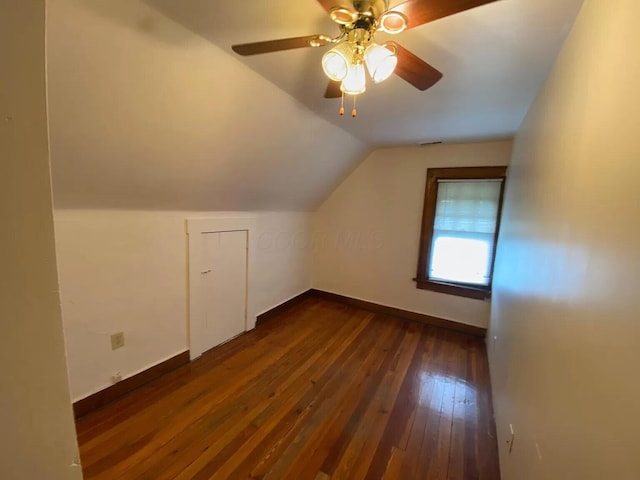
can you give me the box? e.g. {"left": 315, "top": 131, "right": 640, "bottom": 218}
{"left": 352, "top": 15, "right": 375, "bottom": 31}
{"left": 353, "top": 0, "right": 388, "bottom": 18}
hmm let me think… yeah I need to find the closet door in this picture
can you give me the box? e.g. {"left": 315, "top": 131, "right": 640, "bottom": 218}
{"left": 199, "top": 230, "right": 247, "bottom": 353}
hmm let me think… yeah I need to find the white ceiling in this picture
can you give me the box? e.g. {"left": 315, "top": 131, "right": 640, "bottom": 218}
{"left": 46, "top": 0, "right": 583, "bottom": 212}
{"left": 148, "top": 0, "right": 585, "bottom": 146}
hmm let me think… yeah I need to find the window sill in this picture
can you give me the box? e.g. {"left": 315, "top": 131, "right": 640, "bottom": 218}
{"left": 415, "top": 279, "right": 491, "bottom": 301}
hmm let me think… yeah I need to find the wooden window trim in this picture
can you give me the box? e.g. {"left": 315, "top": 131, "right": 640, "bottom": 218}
{"left": 415, "top": 166, "right": 507, "bottom": 301}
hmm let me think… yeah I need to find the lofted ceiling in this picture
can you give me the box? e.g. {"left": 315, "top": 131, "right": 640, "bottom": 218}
{"left": 46, "top": 0, "right": 583, "bottom": 212}
{"left": 46, "top": 0, "right": 369, "bottom": 211}
{"left": 148, "top": 0, "right": 585, "bottom": 145}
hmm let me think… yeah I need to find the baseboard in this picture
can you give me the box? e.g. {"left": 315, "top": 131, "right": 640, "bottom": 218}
{"left": 72, "top": 290, "right": 482, "bottom": 418}
{"left": 309, "top": 289, "right": 486, "bottom": 338}
{"left": 73, "top": 350, "right": 190, "bottom": 419}
{"left": 256, "top": 290, "right": 314, "bottom": 327}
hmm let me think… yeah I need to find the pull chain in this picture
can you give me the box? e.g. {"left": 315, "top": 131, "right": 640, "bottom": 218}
{"left": 351, "top": 95, "right": 358, "bottom": 118}
{"left": 339, "top": 91, "right": 345, "bottom": 116}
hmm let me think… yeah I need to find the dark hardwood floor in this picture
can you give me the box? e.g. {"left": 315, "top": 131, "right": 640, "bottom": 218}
{"left": 75, "top": 298, "right": 500, "bottom": 479}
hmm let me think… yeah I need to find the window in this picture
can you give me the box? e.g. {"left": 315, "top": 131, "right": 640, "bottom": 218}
{"left": 416, "top": 166, "right": 507, "bottom": 300}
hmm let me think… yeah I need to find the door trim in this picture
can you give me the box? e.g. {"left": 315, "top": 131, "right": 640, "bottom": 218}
{"left": 186, "top": 217, "right": 256, "bottom": 360}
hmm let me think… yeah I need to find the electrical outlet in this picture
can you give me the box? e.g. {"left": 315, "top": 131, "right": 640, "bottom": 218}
{"left": 111, "top": 332, "right": 125, "bottom": 350}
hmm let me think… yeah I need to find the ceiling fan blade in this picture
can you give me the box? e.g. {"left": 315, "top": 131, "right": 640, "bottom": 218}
{"left": 232, "top": 35, "right": 326, "bottom": 56}
{"left": 316, "top": 0, "right": 336, "bottom": 12}
{"left": 324, "top": 80, "right": 342, "bottom": 98}
{"left": 393, "top": 0, "right": 499, "bottom": 30}
{"left": 391, "top": 42, "right": 443, "bottom": 91}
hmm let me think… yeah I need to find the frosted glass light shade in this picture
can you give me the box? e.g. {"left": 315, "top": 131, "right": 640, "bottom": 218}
{"left": 340, "top": 62, "right": 366, "bottom": 95}
{"left": 365, "top": 43, "right": 398, "bottom": 83}
{"left": 322, "top": 43, "right": 354, "bottom": 82}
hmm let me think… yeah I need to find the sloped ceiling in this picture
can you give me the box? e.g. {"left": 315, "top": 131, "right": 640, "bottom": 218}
{"left": 149, "top": 0, "right": 584, "bottom": 145}
{"left": 47, "top": 0, "right": 369, "bottom": 211}
{"left": 47, "top": 0, "right": 583, "bottom": 211}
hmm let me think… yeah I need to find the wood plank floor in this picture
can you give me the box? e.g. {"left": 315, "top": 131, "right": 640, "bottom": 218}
{"left": 76, "top": 298, "right": 501, "bottom": 479}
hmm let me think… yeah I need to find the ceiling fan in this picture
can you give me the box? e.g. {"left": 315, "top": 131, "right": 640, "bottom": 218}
{"left": 232, "top": 0, "right": 498, "bottom": 116}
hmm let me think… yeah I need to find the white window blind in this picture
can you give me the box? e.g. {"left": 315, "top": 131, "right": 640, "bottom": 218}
{"left": 428, "top": 179, "right": 503, "bottom": 286}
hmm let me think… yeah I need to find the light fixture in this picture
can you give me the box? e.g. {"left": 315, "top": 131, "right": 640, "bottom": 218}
{"left": 379, "top": 11, "right": 408, "bottom": 34}
{"left": 318, "top": 6, "right": 407, "bottom": 115}
{"left": 322, "top": 40, "right": 398, "bottom": 97}
{"left": 329, "top": 7, "right": 358, "bottom": 25}
{"left": 365, "top": 43, "right": 398, "bottom": 83}
{"left": 322, "top": 42, "right": 355, "bottom": 81}
{"left": 341, "top": 62, "right": 367, "bottom": 95}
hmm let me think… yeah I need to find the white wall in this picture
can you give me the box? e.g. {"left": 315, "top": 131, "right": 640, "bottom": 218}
{"left": 55, "top": 210, "right": 311, "bottom": 401}
{"left": 313, "top": 140, "right": 512, "bottom": 328}
{"left": 0, "top": 2, "right": 81, "bottom": 478}
{"left": 489, "top": 0, "right": 640, "bottom": 479}
{"left": 47, "top": 0, "right": 342, "bottom": 403}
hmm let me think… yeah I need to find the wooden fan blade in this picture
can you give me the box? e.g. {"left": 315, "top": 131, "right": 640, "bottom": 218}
{"left": 317, "top": 0, "right": 336, "bottom": 12}
{"left": 394, "top": 0, "right": 499, "bottom": 30}
{"left": 324, "top": 80, "right": 342, "bottom": 98}
{"left": 232, "top": 35, "right": 326, "bottom": 56}
{"left": 391, "top": 42, "right": 443, "bottom": 91}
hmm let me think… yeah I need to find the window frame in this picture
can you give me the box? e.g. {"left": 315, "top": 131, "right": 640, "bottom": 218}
{"left": 415, "top": 166, "right": 507, "bottom": 300}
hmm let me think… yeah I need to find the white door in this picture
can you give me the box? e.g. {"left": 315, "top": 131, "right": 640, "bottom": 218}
{"left": 199, "top": 230, "right": 247, "bottom": 354}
